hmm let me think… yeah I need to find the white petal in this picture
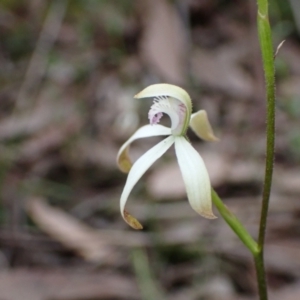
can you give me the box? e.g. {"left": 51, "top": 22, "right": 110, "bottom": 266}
{"left": 134, "top": 84, "right": 192, "bottom": 117}
{"left": 189, "top": 110, "right": 219, "bottom": 141}
{"left": 117, "top": 124, "right": 171, "bottom": 173}
{"left": 121, "top": 136, "right": 175, "bottom": 229}
{"left": 174, "top": 136, "right": 216, "bottom": 219}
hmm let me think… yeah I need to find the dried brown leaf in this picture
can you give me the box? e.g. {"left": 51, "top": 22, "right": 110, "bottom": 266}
{"left": 26, "top": 198, "right": 112, "bottom": 262}
{"left": 191, "top": 47, "right": 254, "bottom": 98}
{"left": 0, "top": 97, "right": 79, "bottom": 140}
{"left": 20, "top": 119, "right": 80, "bottom": 162}
{"left": 0, "top": 270, "right": 139, "bottom": 300}
{"left": 140, "top": 0, "right": 187, "bottom": 84}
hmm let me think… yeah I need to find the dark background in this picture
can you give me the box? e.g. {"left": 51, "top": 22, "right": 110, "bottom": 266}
{"left": 0, "top": 0, "right": 299, "bottom": 299}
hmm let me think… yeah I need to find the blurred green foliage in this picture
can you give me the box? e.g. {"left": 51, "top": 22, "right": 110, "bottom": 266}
{"left": 271, "top": 0, "right": 296, "bottom": 41}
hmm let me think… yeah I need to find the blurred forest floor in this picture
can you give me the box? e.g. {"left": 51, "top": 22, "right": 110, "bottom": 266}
{"left": 0, "top": 0, "right": 300, "bottom": 299}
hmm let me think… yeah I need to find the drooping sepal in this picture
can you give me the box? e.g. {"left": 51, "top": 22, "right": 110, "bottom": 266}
{"left": 117, "top": 124, "right": 171, "bottom": 173}
{"left": 120, "top": 136, "right": 175, "bottom": 229}
{"left": 174, "top": 136, "right": 216, "bottom": 219}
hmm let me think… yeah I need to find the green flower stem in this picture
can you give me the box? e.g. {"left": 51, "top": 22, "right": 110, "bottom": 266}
{"left": 211, "top": 1, "right": 274, "bottom": 299}
{"left": 255, "top": 0, "right": 276, "bottom": 299}
{"left": 211, "top": 190, "right": 258, "bottom": 255}
{"left": 256, "top": 0, "right": 276, "bottom": 252}
{"left": 254, "top": 251, "right": 268, "bottom": 300}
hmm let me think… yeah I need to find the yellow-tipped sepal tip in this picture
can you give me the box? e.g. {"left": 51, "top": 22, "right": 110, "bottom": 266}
{"left": 199, "top": 211, "right": 217, "bottom": 219}
{"left": 124, "top": 210, "right": 143, "bottom": 230}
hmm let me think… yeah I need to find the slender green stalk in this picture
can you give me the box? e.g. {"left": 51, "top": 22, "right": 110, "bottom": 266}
{"left": 254, "top": 252, "right": 268, "bottom": 300}
{"left": 131, "top": 248, "right": 166, "bottom": 300}
{"left": 256, "top": 0, "right": 276, "bottom": 253}
{"left": 255, "top": 0, "right": 276, "bottom": 299}
{"left": 210, "top": 2, "right": 275, "bottom": 299}
{"left": 211, "top": 190, "right": 258, "bottom": 255}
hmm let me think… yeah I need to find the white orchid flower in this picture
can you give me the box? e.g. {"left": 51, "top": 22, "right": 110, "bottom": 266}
{"left": 117, "top": 84, "right": 219, "bottom": 229}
